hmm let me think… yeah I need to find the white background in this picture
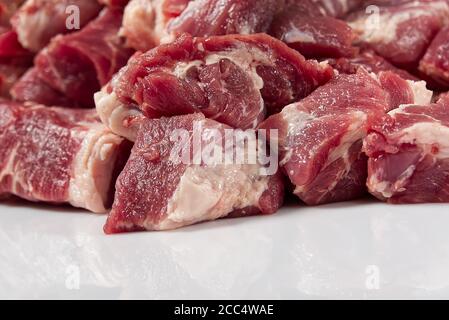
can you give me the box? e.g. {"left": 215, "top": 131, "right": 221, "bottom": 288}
{"left": 1, "top": 198, "right": 448, "bottom": 299}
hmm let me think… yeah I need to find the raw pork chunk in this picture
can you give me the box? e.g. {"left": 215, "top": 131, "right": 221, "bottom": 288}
{"left": 269, "top": 3, "right": 356, "bottom": 58}
{"left": 104, "top": 113, "right": 284, "bottom": 233}
{"left": 0, "top": 1, "right": 24, "bottom": 27}
{"left": 348, "top": 0, "right": 449, "bottom": 68}
{"left": 364, "top": 100, "right": 449, "bottom": 203}
{"left": 315, "top": 0, "right": 363, "bottom": 17}
{"left": 165, "top": 0, "right": 279, "bottom": 41}
{"left": 120, "top": 0, "right": 189, "bottom": 51}
{"left": 95, "top": 33, "right": 333, "bottom": 141}
{"left": 0, "top": 64, "right": 27, "bottom": 97}
{"left": 11, "top": 68, "right": 80, "bottom": 107}
{"left": 0, "top": 100, "right": 132, "bottom": 213}
{"left": 259, "top": 70, "right": 432, "bottom": 205}
{"left": 285, "top": 0, "right": 362, "bottom": 18}
{"left": 11, "top": 0, "right": 102, "bottom": 52}
{"left": 329, "top": 49, "right": 418, "bottom": 80}
{"left": 21, "top": 8, "right": 134, "bottom": 107}
{"left": 0, "top": 29, "right": 33, "bottom": 97}
{"left": 419, "top": 25, "right": 449, "bottom": 88}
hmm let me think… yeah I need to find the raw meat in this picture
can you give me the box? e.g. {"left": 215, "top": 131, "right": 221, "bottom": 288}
{"left": 95, "top": 33, "right": 334, "bottom": 141}
{"left": 364, "top": 99, "right": 449, "bottom": 203}
{"left": 120, "top": 0, "right": 189, "bottom": 52}
{"left": 0, "top": 100, "right": 132, "bottom": 213}
{"left": 0, "top": 29, "right": 32, "bottom": 97}
{"left": 419, "top": 25, "right": 449, "bottom": 88}
{"left": 104, "top": 113, "right": 284, "bottom": 233}
{"left": 165, "top": 0, "right": 279, "bottom": 42}
{"left": 0, "top": 29, "right": 33, "bottom": 65}
{"left": 0, "top": 1, "right": 24, "bottom": 27}
{"left": 348, "top": 0, "right": 449, "bottom": 68}
{"left": 286, "top": 0, "right": 362, "bottom": 18}
{"left": 269, "top": 4, "right": 356, "bottom": 58}
{"left": 318, "top": 0, "right": 363, "bottom": 17}
{"left": 360, "top": 0, "right": 414, "bottom": 6}
{"left": 11, "top": 68, "right": 80, "bottom": 107}
{"left": 259, "top": 70, "right": 432, "bottom": 205}
{"left": 283, "top": 0, "right": 329, "bottom": 17}
{"left": 33, "top": 8, "right": 134, "bottom": 107}
{"left": 0, "top": 64, "right": 27, "bottom": 98}
{"left": 99, "top": 0, "right": 130, "bottom": 6}
{"left": 11, "top": 0, "right": 102, "bottom": 52}
{"left": 329, "top": 49, "right": 419, "bottom": 80}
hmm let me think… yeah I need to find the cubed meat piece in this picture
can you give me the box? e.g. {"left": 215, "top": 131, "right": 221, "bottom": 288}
{"left": 104, "top": 113, "right": 284, "bottom": 232}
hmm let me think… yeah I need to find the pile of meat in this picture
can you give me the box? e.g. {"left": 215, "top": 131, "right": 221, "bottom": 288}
{"left": 1, "top": 0, "right": 449, "bottom": 233}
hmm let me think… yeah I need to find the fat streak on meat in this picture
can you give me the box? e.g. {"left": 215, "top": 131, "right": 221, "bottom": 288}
{"left": 11, "top": 0, "right": 102, "bottom": 52}
{"left": 259, "top": 70, "right": 432, "bottom": 205}
{"left": 120, "top": 0, "right": 189, "bottom": 51}
{"left": 0, "top": 100, "right": 132, "bottom": 213}
{"left": 165, "top": 0, "right": 279, "bottom": 42}
{"left": 329, "top": 49, "right": 419, "bottom": 80}
{"left": 348, "top": 0, "right": 449, "bottom": 68}
{"left": 104, "top": 113, "right": 284, "bottom": 233}
{"left": 364, "top": 99, "right": 449, "bottom": 203}
{"left": 95, "top": 33, "right": 333, "bottom": 141}
{"left": 14, "top": 8, "right": 134, "bottom": 107}
{"left": 269, "top": 2, "right": 356, "bottom": 58}
{"left": 285, "top": 0, "right": 363, "bottom": 18}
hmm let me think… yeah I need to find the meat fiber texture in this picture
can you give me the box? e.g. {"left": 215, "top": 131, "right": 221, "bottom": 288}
{"left": 364, "top": 99, "right": 449, "bottom": 203}
{"left": 419, "top": 25, "right": 449, "bottom": 88}
{"left": 285, "top": 0, "right": 363, "bottom": 18}
{"left": 13, "top": 8, "right": 134, "bottom": 108}
{"left": 348, "top": 0, "right": 449, "bottom": 69}
{"left": 0, "top": 99, "right": 132, "bottom": 213}
{"left": 259, "top": 70, "right": 432, "bottom": 205}
{"left": 165, "top": 0, "right": 279, "bottom": 41}
{"left": 120, "top": 0, "right": 190, "bottom": 52}
{"left": 329, "top": 49, "right": 419, "bottom": 80}
{"left": 270, "top": 4, "right": 356, "bottom": 59}
{"left": 11, "top": 0, "right": 102, "bottom": 52}
{"left": 95, "top": 33, "right": 334, "bottom": 142}
{"left": 11, "top": 68, "right": 81, "bottom": 107}
{"left": 104, "top": 113, "right": 285, "bottom": 233}
{"left": 318, "top": 0, "right": 364, "bottom": 17}
{"left": 120, "top": 0, "right": 281, "bottom": 53}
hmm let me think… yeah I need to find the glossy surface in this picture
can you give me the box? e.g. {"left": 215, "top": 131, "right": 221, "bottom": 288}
{"left": 0, "top": 198, "right": 448, "bottom": 299}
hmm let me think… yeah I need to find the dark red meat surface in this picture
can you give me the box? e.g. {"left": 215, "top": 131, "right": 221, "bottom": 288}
{"left": 33, "top": 8, "right": 134, "bottom": 107}
{"left": 259, "top": 70, "right": 429, "bottom": 205}
{"left": 105, "top": 113, "right": 284, "bottom": 233}
{"left": 96, "top": 33, "right": 333, "bottom": 141}
{"left": 365, "top": 99, "right": 449, "bottom": 203}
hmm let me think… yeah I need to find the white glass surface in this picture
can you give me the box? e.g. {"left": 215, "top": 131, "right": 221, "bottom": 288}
{"left": 0, "top": 198, "right": 448, "bottom": 299}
